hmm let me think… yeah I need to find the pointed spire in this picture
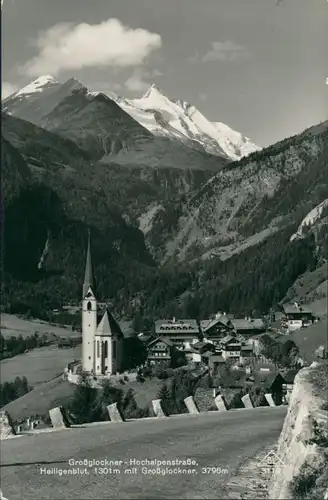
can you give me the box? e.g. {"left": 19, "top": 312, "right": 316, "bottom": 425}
{"left": 82, "top": 228, "right": 94, "bottom": 299}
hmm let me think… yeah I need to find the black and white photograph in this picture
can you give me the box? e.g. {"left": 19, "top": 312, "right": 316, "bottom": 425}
{"left": 1, "top": 0, "right": 328, "bottom": 498}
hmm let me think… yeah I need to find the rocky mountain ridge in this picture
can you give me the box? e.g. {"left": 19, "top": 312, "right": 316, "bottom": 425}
{"left": 113, "top": 83, "right": 261, "bottom": 160}
{"left": 3, "top": 76, "right": 260, "bottom": 161}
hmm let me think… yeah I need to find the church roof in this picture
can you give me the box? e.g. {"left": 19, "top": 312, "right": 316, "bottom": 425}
{"left": 95, "top": 308, "right": 124, "bottom": 338}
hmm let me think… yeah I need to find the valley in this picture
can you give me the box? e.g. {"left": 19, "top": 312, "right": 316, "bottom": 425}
{"left": 1, "top": 75, "right": 327, "bottom": 324}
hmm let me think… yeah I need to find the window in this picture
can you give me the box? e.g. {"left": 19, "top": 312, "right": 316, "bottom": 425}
{"left": 97, "top": 341, "right": 100, "bottom": 358}
{"left": 88, "top": 356, "right": 91, "bottom": 360}
{"left": 87, "top": 301, "right": 92, "bottom": 311}
{"left": 104, "top": 341, "right": 108, "bottom": 358}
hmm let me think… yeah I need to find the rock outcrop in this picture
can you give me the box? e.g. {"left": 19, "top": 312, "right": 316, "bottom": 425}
{"left": 0, "top": 411, "right": 16, "bottom": 439}
{"left": 268, "top": 362, "right": 328, "bottom": 499}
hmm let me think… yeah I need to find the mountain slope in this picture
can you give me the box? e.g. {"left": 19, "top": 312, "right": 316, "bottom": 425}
{"left": 113, "top": 84, "right": 261, "bottom": 160}
{"left": 39, "top": 88, "right": 226, "bottom": 172}
{"left": 2, "top": 76, "right": 86, "bottom": 125}
{"left": 1, "top": 111, "right": 220, "bottom": 235}
{"left": 146, "top": 121, "right": 328, "bottom": 263}
{"left": 2, "top": 137, "right": 155, "bottom": 314}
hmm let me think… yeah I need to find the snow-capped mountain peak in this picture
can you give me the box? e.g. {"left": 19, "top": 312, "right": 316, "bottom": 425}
{"left": 15, "top": 75, "right": 59, "bottom": 97}
{"left": 3, "top": 75, "right": 261, "bottom": 162}
{"left": 116, "top": 85, "right": 261, "bottom": 160}
{"left": 141, "top": 84, "right": 164, "bottom": 100}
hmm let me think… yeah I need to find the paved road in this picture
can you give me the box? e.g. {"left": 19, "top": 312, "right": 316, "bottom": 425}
{"left": 1, "top": 407, "right": 286, "bottom": 499}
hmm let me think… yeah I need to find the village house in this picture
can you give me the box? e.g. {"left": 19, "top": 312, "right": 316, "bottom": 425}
{"left": 200, "top": 313, "right": 234, "bottom": 345}
{"left": 146, "top": 336, "right": 174, "bottom": 365}
{"left": 187, "top": 341, "right": 217, "bottom": 363}
{"left": 281, "top": 303, "right": 314, "bottom": 332}
{"left": 220, "top": 369, "right": 286, "bottom": 405}
{"left": 204, "top": 353, "right": 226, "bottom": 371}
{"left": 190, "top": 335, "right": 256, "bottom": 368}
{"left": 220, "top": 335, "right": 243, "bottom": 361}
{"left": 154, "top": 318, "right": 200, "bottom": 349}
{"left": 239, "top": 345, "right": 254, "bottom": 364}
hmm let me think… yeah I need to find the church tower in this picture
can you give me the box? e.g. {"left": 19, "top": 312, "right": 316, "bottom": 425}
{"left": 82, "top": 230, "right": 97, "bottom": 373}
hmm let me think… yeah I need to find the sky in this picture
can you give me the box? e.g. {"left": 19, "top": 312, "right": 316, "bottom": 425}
{"left": 2, "top": 0, "right": 328, "bottom": 147}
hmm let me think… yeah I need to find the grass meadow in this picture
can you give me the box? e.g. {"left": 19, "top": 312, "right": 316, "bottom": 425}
{"left": 0, "top": 344, "right": 82, "bottom": 386}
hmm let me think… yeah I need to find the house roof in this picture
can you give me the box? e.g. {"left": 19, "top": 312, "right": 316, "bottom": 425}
{"left": 200, "top": 314, "right": 232, "bottom": 332}
{"left": 147, "top": 336, "right": 174, "bottom": 348}
{"left": 282, "top": 369, "right": 299, "bottom": 384}
{"left": 220, "top": 335, "right": 236, "bottom": 345}
{"left": 95, "top": 309, "right": 124, "bottom": 338}
{"left": 250, "top": 372, "right": 281, "bottom": 388}
{"left": 282, "top": 304, "right": 313, "bottom": 315}
{"left": 231, "top": 318, "right": 265, "bottom": 331}
{"left": 119, "top": 321, "right": 137, "bottom": 338}
{"left": 193, "top": 341, "right": 207, "bottom": 349}
{"left": 188, "top": 367, "right": 209, "bottom": 380}
{"left": 123, "top": 327, "right": 137, "bottom": 338}
{"left": 200, "top": 350, "right": 215, "bottom": 358}
{"left": 220, "top": 370, "right": 281, "bottom": 389}
{"left": 155, "top": 319, "right": 199, "bottom": 334}
{"left": 193, "top": 341, "right": 216, "bottom": 351}
{"left": 200, "top": 319, "right": 212, "bottom": 330}
{"left": 138, "top": 334, "right": 154, "bottom": 344}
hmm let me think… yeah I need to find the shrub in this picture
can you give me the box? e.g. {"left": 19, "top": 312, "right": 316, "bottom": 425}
{"left": 290, "top": 459, "right": 325, "bottom": 499}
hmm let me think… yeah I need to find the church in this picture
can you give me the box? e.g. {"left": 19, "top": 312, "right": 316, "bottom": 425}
{"left": 81, "top": 231, "right": 124, "bottom": 376}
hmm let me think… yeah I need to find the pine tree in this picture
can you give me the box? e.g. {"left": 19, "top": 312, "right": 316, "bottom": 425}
{"left": 122, "top": 388, "right": 138, "bottom": 418}
{"left": 157, "top": 383, "right": 171, "bottom": 401}
{"left": 69, "top": 377, "right": 98, "bottom": 424}
{"left": 157, "top": 383, "right": 175, "bottom": 415}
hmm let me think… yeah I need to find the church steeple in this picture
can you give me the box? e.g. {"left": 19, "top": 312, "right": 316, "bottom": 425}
{"left": 82, "top": 228, "right": 94, "bottom": 299}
